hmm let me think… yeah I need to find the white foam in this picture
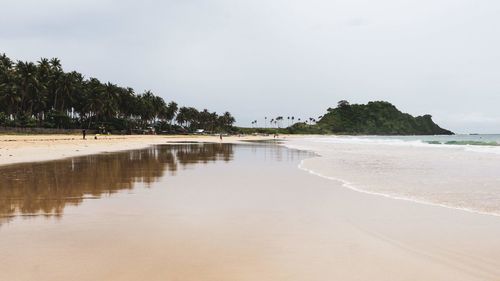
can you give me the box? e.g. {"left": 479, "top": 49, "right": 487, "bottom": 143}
{"left": 297, "top": 158, "right": 500, "bottom": 218}
{"left": 283, "top": 137, "right": 500, "bottom": 218}
{"left": 292, "top": 136, "right": 500, "bottom": 155}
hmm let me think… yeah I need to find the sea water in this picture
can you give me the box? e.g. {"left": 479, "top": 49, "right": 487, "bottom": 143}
{"left": 286, "top": 135, "right": 500, "bottom": 216}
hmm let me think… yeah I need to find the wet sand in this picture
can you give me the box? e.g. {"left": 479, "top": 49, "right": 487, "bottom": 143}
{"left": 0, "top": 134, "right": 273, "bottom": 166}
{"left": 1, "top": 142, "right": 500, "bottom": 280}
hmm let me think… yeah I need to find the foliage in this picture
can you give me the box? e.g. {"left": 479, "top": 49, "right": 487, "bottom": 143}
{"left": 316, "top": 101, "right": 453, "bottom": 135}
{"left": 241, "top": 101, "right": 453, "bottom": 135}
{"left": 286, "top": 122, "right": 329, "bottom": 134}
{"left": 0, "top": 53, "right": 236, "bottom": 133}
{"left": 236, "top": 127, "right": 287, "bottom": 135}
{"left": 0, "top": 112, "right": 7, "bottom": 126}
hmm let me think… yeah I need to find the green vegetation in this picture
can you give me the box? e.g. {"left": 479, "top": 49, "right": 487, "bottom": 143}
{"left": 308, "top": 100, "right": 453, "bottom": 135}
{"left": 237, "top": 127, "right": 287, "bottom": 135}
{"left": 242, "top": 100, "right": 453, "bottom": 135}
{"left": 0, "top": 53, "right": 235, "bottom": 133}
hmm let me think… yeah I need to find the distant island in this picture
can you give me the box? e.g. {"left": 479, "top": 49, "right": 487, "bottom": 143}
{"left": 242, "top": 100, "right": 453, "bottom": 136}
{"left": 288, "top": 100, "right": 453, "bottom": 135}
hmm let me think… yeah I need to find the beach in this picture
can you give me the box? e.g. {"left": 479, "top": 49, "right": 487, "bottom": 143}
{"left": 1, "top": 136, "right": 500, "bottom": 280}
{"left": 0, "top": 134, "right": 273, "bottom": 166}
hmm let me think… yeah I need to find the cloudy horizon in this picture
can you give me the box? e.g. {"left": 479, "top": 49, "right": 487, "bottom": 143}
{"left": 2, "top": 0, "right": 499, "bottom": 133}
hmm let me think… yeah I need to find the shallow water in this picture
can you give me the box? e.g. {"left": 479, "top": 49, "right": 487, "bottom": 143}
{"left": 0, "top": 144, "right": 235, "bottom": 222}
{"left": 2, "top": 142, "right": 500, "bottom": 281}
{"left": 0, "top": 143, "right": 313, "bottom": 221}
{"left": 0, "top": 143, "right": 319, "bottom": 281}
{"left": 287, "top": 136, "right": 500, "bottom": 216}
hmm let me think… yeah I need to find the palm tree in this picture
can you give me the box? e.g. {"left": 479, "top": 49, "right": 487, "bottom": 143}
{"left": 276, "top": 116, "right": 283, "bottom": 128}
{"left": 36, "top": 58, "right": 51, "bottom": 93}
{"left": 135, "top": 91, "right": 155, "bottom": 126}
{"left": 117, "top": 87, "right": 135, "bottom": 120}
{"left": 101, "top": 82, "right": 121, "bottom": 120}
{"left": 164, "top": 101, "right": 178, "bottom": 124}
{"left": 251, "top": 120, "right": 259, "bottom": 128}
{"left": 176, "top": 106, "right": 189, "bottom": 127}
{"left": 14, "top": 61, "right": 43, "bottom": 118}
{"left": 83, "top": 77, "right": 104, "bottom": 128}
{"left": 55, "top": 71, "right": 81, "bottom": 112}
{"left": 0, "top": 85, "right": 20, "bottom": 119}
{"left": 49, "top": 58, "right": 63, "bottom": 111}
{"left": 152, "top": 95, "right": 166, "bottom": 123}
{"left": 0, "top": 53, "right": 238, "bottom": 132}
{"left": 0, "top": 54, "right": 17, "bottom": 118}
{"left": 0, "top": 53, "right": 13, "bottom": 70}
{"left": 185, "top": 107, "right": 200, "bottom": 130}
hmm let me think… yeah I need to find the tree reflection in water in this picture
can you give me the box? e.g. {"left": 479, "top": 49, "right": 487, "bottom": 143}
{"left": 0, "top": 144, "right": 234, "bottom": 222}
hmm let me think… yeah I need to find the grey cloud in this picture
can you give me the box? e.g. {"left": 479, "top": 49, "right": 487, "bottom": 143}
{"left": 2, "top": 0, "right": 500, "bottom": 133}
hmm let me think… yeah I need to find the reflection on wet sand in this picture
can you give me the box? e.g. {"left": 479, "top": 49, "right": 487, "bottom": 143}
{"left": 2, "top": 141, "right": 500, "bottom": 281}
{"left": 0, "top": 144, "right": 233, "bottom": 221}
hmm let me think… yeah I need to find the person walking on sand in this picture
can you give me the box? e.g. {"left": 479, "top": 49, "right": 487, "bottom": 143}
{"left": 82, "top": 129, "right": 86, "bottom": 140}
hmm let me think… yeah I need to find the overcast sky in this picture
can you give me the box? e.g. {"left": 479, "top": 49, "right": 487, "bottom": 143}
{"left": 2, "top": 0, "right": 500, "bottom": 133}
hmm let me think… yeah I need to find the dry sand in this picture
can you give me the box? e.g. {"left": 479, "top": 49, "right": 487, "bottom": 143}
{"left": 0, "top": 134, "right": 273, "bottom": 166}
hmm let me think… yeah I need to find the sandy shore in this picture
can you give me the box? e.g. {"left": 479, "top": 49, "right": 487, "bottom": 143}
{"left": 1, "top": 136, "right": 500, "bottom": 280}
{"left": 0, "top": 134, "right": 274, "bottom": 166}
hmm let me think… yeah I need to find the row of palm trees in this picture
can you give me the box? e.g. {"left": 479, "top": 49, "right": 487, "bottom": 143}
{"left": 0, "top": 53, "right": 235, "bottom": 132}
{"left": 251, "top": 116, "right": 323, "bottom": 128}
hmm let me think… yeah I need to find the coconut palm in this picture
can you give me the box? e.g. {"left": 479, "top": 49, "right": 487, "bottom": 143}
{"left": 83, "top": 77, "right": 104, "bottom": 127}
{"left": 0, "top": 53, "right": 237, "bottom": 132}
{"left": 276, "top": 116, "right": 284, "bottom": 128}
{"left": 49, "top": 58, "right": 63, "bottom": 110}
{"left": 14, "top": 61, "right": 43, "bottom": 117}
{"left": 176, "top": 106, "right": 189, "bottom": 127}
{"left": 55, "top": 71, "right": 82, "bottom": 113}
{"left": 163, "top": 101, "right": 178, "bottom": 124}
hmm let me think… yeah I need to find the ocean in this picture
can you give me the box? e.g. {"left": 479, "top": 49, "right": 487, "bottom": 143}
{"left": 286, "top": 134, "right": 500, "bottom": 217}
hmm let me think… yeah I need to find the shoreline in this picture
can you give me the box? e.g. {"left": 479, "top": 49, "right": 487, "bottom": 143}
{"left": 284, "top": 137, "right": 500, "bottom": 220}
{"left": 298, "top": 159, "right": 500, "bottom": 218}
{"left": 0, "top": 134, "right": 276, "bottom": 167}
{"left": 2, "top": 140, "right": 500, "bottom": 280}
{"left": 4, "top": 134, "right": 500, "bottom": 220}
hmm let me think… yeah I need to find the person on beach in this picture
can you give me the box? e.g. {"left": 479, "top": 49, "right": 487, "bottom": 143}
{"left": 82, "top": 129, "right": 86, "bottom": 140}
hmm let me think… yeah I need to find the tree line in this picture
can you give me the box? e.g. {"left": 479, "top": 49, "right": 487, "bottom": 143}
{"left": 251, "top": 116, "right": 321, "bottom": 129}
{"left": 0, "top": 53, "right": 235, "bottom": 133}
